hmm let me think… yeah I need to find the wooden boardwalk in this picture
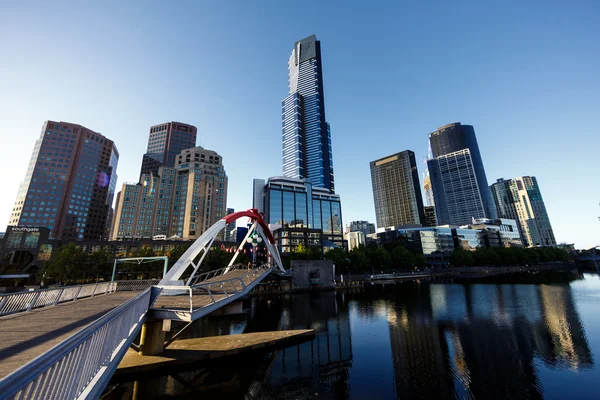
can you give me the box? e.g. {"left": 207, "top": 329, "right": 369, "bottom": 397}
{"left": 0, "top": 291, "right": 138, "bottom": 380}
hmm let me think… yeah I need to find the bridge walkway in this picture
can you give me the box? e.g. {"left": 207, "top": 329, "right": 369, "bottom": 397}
{"left": 0, "top": 291, "right": 138, "bottom": 380}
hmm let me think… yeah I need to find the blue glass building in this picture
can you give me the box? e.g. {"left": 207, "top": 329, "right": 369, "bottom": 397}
{"left": 428, "top": 123, "right": 497, "bottom": 220}
{"left": 282, "top": 35, "right": 334, "bottom": 192}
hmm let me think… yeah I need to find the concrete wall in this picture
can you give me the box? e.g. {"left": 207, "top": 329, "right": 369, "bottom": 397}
{"left": 291, "top": 260, "right": 334, "bottom": 290}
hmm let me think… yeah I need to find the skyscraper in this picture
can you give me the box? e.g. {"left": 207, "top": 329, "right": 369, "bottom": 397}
{"left": 423, "top": 169, "right": 434, "bottom": 207}
{"left": 429, "top": 123, "right": 496, "bottom": 219}
{"left": 140, "top": 122, "right": 197, "bottom": 178}
{"left": 112, "top": 146, "right": 227, "bottom": 240}
{"left": 282, "top": 35, "right": 334, "bottom": 191}
{"left": 491, "top": 176, "right": 556, "bottom": 247}
{"left": 8, "top": 121, "right": 118, "bottom": 240}
{"left": 427, "top": 149, "right": 486, "bottom": 226}
{"left": 370, "top": 150, "right": 425, "bottom": 228}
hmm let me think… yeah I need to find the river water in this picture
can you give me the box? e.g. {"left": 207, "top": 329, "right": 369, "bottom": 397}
{"left": 111, "top": 271, "right": 600, "bottom": 399}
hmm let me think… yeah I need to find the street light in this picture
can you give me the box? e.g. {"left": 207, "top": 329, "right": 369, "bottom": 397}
{"left": 246, "top": 231, "right": 263, "bottom": 267}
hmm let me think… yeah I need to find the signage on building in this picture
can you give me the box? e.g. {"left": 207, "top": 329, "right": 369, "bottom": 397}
{"left": 11, "top": 227, "right": 40, "bottom": 233}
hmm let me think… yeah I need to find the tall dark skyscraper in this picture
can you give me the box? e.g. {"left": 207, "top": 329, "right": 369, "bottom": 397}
{"left": 370, "top": 150, "right": 425, "bottom": 228}
{"left": 428, "top": 123, "right": 496, "bottom": 219}
{"left": 140, "top": 121, "right": 197, "bottom": 178}
{"left": 282, "top": 35, "right": 334, "bottom": 192}
{"left": 8, "top": 121, "right": 118, "bottom": 240}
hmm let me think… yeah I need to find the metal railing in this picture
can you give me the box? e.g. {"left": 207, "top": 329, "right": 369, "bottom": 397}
{"left": 0, "top": 282, "right": 116, "bottom": 317}
{"left": 187, "top": 263, "right": 247, "bottom": 286}
{"left": 113, "top": 279, "right": 160, "bottom": 292}
{"left": 0, "top": 288, "right": 152, "bottom": 400}
{"left": 0, "top": 280, "right": 160, "bottom": 317}
{"left": 154, "top": 264, "right": 271, "bottom": 313}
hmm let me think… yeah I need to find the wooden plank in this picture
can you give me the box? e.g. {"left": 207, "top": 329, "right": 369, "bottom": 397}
{"left": 114, "top": 329, "right": 315, "bottom": 379}
{"left": 0, "top": 291, "right": 138, "bottom": 379}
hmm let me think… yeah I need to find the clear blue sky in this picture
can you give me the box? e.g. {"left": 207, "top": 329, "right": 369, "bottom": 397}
{"left": 1, "top": 0, "right": 598, "bottom": 248}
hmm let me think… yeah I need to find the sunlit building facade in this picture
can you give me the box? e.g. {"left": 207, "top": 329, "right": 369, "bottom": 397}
{"left": 282, "top": 35, "right": 334, "bottom": 191}
{"left": 253, "top": 176, "right": 344, "bottom": 248}
{"left": 112, "top": 147, "right": 227, "bottom": 240}
{"left": 140, "top": 121, "right": 197, "bottom": 178}
{"left": 8, "top": 121, "right": 118, "bottom": 240}
{"left": 370, "top": 150, "right": 425, "bottom": 228}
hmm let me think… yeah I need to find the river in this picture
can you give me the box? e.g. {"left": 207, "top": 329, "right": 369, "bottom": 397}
{"left": 110, "top": 270, "right": 600, "bottom": 399}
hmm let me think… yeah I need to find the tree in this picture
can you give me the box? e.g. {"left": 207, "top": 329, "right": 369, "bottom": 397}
{"left": 413, "top": 253, "right": 428, "bottom": 268}
{"left": 168, "top": 244, "right": 191, "bottom": 267}
{"left": 391, "top": 246, "right": 414, "bottom": 271}
{"left": 324, "top": 248, "right": 349, "bottom": 273}
{"left": 88, "top": 248, "right": 114, "bottom": 280}
{"left": 369, "top": 247, "right": 391, "bottom": 272}
{"left": 451, "top": 248, "right": 474, "bottom": 267}
{"left": 290, "top": 244, "right": 322, "bottom": 260}
{"left": 44, "top": 243, "right": 87, "bottom": 284}
{"left": 348, "top": 247, "right": 370, "bottom": 272}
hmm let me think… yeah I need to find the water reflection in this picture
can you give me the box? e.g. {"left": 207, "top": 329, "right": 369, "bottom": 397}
{"left": 110, "top": 272, "right": 598, "bottom": 399}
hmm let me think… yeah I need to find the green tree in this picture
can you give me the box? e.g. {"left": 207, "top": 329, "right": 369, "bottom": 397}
{"left": 348, "top": 247, "right": 370, "bottom": 272}
{"left": 391, "top": 246, "right": 414, "bottom": 271}
{"left": 413, "top": 253, "right": 428, "bottom": 268}
{"left": 324, "top": 248, "right": 349, "bottom": 273}
{"left": 369, "top": 247, "right": 391, "bottom": 272}
{"left": 451, "top": 248, "right": 474, "bottom": 267}
{"left": 44, "top": 243, "right": 87, "bottom": 284}
{"left": 290, "top": 244, "right": 323, "bottom": 260}
{"left": 88, "top": 248, "right": 114, "bottom": 280}
{"left": 168, "top": 244, "right": 191, "bottom": 267}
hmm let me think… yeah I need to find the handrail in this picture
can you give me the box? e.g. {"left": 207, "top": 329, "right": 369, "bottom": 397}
{"left": 0, "top": 288, "right": 151, "bottom": 400}
{"left": 153, "top": 264, "right": 272, "bottom": 314}
{"left": 0, "top": 280, "right": 159, "bottom": 317}
{"left": 187, "top": 263, "right": 247, "bottom": 286}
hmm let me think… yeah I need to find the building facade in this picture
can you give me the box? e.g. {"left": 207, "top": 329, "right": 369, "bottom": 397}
{"left": 347, "top": 220, "right": 375, "bottom": 237}
{"left": 8, "top": 121, "right": 118, "bottom": 241}
{"left": 428, "top": 123, "right": 496, "bottom": 219}
{"left": 427, "top": 148, "right": 486, "bottom": 226}
{"left": 140, "top": 122, "right": 197, "bottom": 178}
{"left": 282, "top": 35, "right": 334, "bottom": 191}
{"left": 345, "top": 231, "right": 365, "bottom": 251}
{"left": 253, "top": 176, "right": 344, "bottom": 248}
{"left": 423, "top": 169, "right": 434, "bottom": 207}
{"left": 491, "top": 177, "right": 556, "bottom": 247}
{"left": 423, "top": 206, "right": 437, "bottom": 227}
{"left": 224, "top": 208, "right": 236, "bottom": 242}
{"left": 370, "top": 151, "right": 425, "bottom": 228}
{"left": 112, "top": 147, "right": 227, "bottom": 240}
{"left": 467, "top": 218, "right": 522, "bottom": 247}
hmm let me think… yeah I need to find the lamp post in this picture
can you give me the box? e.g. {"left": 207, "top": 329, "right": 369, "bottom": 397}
{"left": 247, "top": 231, "right": 263, "bottom": 267}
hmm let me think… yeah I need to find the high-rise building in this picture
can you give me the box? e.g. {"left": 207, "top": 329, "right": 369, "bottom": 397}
{"left": 491, "top": 177, "right": 556, "bottom": 247}
{"left": 8, "top": 121, "right": 118, "bottom": 240}
{"left": 423, "top": 206, "right": 437, "bottom": 227}
{"left": 282, "top": 35, "right": 334, "bottom": 191}
{"left": 224, "top": 207, "right": 236, "bottom": 242}
{"left": 253, "top": 177, "right": 344, "bottom": 248}
{"left": 423, "top": 170, "right": 435, "bottom": 207}
{"left": 427, "top": 149, "right": 486, "bottom": 226}
{"left": 348, "top": 220, "right": 375, "bottom": 237}
{"left": 140, "top": 122, "right": 197, "bottom": 178}
{"left": 429, "top": 123, "right": 496, "bottom": 219}
{"left": 370, "top": 150, "right": 425, "bottom": 228}
{"left": 112, "top": 146, "right": 227, "bottom": 240}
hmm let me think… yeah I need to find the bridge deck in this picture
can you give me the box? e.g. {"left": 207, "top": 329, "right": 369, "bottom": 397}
{"left": 151, "top": 267, "right": 271, "bottom": 321}
{"left": 0, "top": 291, "right": 137, "bottom": 380}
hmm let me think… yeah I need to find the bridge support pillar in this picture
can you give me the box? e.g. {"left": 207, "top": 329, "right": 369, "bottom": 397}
{"left": 139, "top": 319, "right": 165, "bottom": 356}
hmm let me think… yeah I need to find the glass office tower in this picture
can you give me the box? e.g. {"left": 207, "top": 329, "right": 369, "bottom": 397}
{"left": 427, "top": 149, "right": 486, "bottom": 226}
{"left": 140, "top": 122, "right": 197, "bottom": 178}
{"left": 282, "top": 35, "right": 334, "bottom": 192}
{"left": 428, "top": 123, "right": 496, "bottom": 219}
{"left": 370, "top": 150, "right": 426, "bottom": 228}
{"left": 8, "top": 121, "right": 118, "bottom": 240}
{"left": 491, "top": 176, "right": 556, "bottom": 247}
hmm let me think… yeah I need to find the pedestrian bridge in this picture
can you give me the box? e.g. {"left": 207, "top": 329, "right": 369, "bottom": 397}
{"left": 0, "top": 209, "right": 284, "bottom": 400}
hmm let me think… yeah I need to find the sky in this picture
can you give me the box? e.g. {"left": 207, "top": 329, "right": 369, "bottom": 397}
{"left": 0, "top": 0, "right": 599, "bottom": 249}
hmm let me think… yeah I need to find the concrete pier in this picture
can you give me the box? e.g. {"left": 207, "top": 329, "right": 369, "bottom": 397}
{"left": 114, "top": 329, "right": 315, "bottom": 379}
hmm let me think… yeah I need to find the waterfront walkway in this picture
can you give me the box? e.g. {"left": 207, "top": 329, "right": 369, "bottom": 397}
{"left": 0, "top": 291, "right": 137, "bottom": 380}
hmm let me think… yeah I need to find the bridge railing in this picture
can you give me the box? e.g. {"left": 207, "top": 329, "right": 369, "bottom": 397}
{"left": 0, "top": 282, "right": 116, "bottom": 316}
{"left": 187, "top": 263, "right": 247, "bottom": 286}
{"left": 0, "top": 280, "right": 160, "bottom": 317}
{"left": 154, "top": 264, "right": 271, "bottom": 313}
{"left": 0, "top": 287, "right": 152, "bottom": 400}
